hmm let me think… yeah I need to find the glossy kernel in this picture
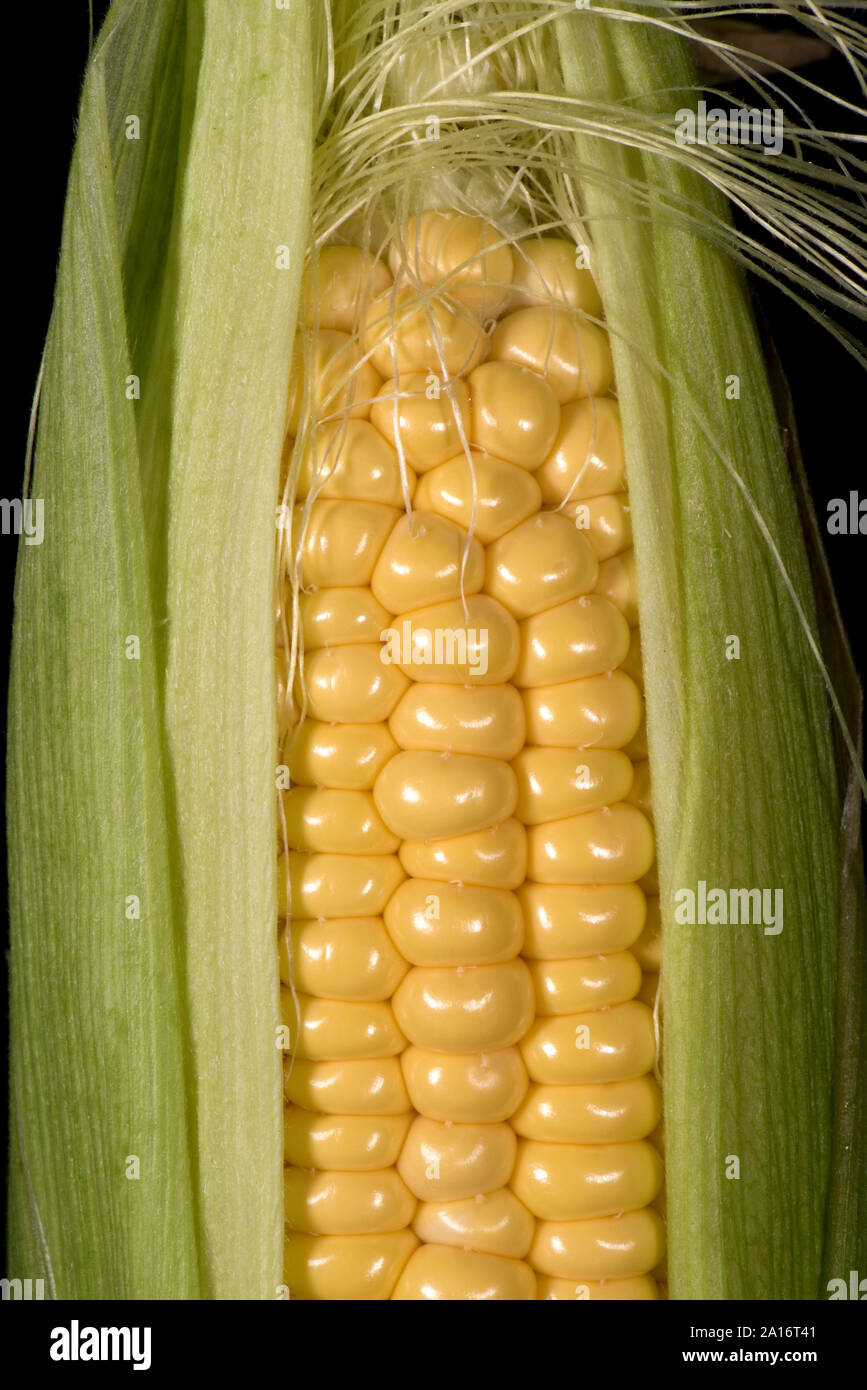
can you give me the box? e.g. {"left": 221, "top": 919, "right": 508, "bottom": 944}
{"left": 485, "top": 512, "right": 599, "bottom": 618}
{"left": 397, "top": 1116, "right": 517, "bottom": 1202}
{"left": 413, "top": 449, "right": 542, "bottom": 543}
{"left": 489, "top": 306, "right": 613, "bottom": 403}
{"left": 391, "top": 210, "right": 514, "bottom": 318}
{"left": 469, "top": 361, "right": 560, "bottom": 469}
{"left": 284, "top": 1166, "right": 417, "bottom": 1235}
{"left": 283, "top": 1056, "right": 410, "bottom": 1115}
{"left": 509, "top": 237, "right": 603, "bottom": 316}
{"left": 279, "top": 916, "right": 408, "bottom": 1001}
{"left": 303, "top": 245, "right": 393, "bottom": 334}
{"left": 399, "top": 817, "right": 527, "bottom": 890}
{"left": 363, "top": 286, "right": 486, "bottom": 378}
{"left": 393, "top": 959, "right": 535, "bottom": 1053}
{"left": 370, "top": 373, "right": 471, "bottom": 471}
{"left": 283, "top": 1109, "right": 413, "bottom": 1170}
{"left": 287, "top": 329, "right": 381, "bottom": 433}
{"left": 284, "top": 1230, "right": 418, "bottom": 1301}
{"left": 412, "top": 1188, "right": 534, "bottom": 1259}
{"left": 400, "top": 1046, "right": 529, "bottom": 1123}
{"left": 286, "top": 722, "right": 398, "bottom": 790}
{"left": 384, "top": 878, "right": 524, "bottom": 967}
{"left": 282, "top": 787, "right": 399, "bottom": 855}
{"left": 371, "top": 511, "right": 484, "bottom": 613}
{"left": 389, "top": 683, "right": 526, "bottom": 760}
{"left": 511, "top": 1139, "right": 663, "bottom": 1220}
{"left": 527, "top": 803, "right": 655, "bottom": 884}
{"left": 392, "top": 1245, "right": 537, "bottom": 1300}
{"left": 296, "top": 419, "right": 412, "bottom": 506}
{"left": 512, "top": 1076, "right": 662, "bottom": 1144}
{"left": 514, "top": 595, "right": 631, "bottom": 687}
{"left": 520, "top": 1000, "right": 657, "bottom": 1085}
{"left": 374, "top": 750, "right": 518, "bottom": 840}
{"left": 513, "top": 747, "right": 634, "bottom": 823}
{"left": 536, "top": 397, "right": 625, "bottom": 504}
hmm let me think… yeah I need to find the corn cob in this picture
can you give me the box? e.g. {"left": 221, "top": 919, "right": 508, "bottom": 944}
{"left": 7, "top": 0, "right": 865, "bottom": 1303}
{"left": 279, "top": 218, "right": 666, "bottom": 1299}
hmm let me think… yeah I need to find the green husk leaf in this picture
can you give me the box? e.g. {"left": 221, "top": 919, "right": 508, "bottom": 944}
{"left": 8, "top": 0, "right": 317, "bottom": 1299}
{"left": 7, "top": 0, "right": 199, "bottom": 1299}
{"left": 158, "top": 1, "right": 314, "bottom": 1298}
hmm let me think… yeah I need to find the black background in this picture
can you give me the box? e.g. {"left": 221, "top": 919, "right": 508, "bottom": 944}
{"left": 2, "top": 0, "right": 864, "bottom": 1324}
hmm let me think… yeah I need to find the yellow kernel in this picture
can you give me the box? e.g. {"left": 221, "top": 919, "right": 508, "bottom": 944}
{"left": 281, "top": 851, "right": 404, "bottom": 919}
{"left": 528, "top": 1208, "right": 665, "bottom": 1281}
{"left": 280, "top": 992, "right": 405, "bottom": 1061}
{"left": 469, "top": 361, "right": 560, "bottom": 469}
{"left": 512, "top": 747, "right": 634, "bottom": 823}
{"left": 287, "top": 329, "right": 381, "bottom": 433}
{"left": 512, "top": 1077, "right": 662, "bottom": 1144}
{"left": 291, "top": 499, "right": 398, "bottom": 587}
{"left": 389, "top": 594, "right": 520, "bottom": 685}
{"left": 509, "top": 237, "right": 603, "bottom": 317}
{"left": 296, "top": 419, "right": 414, "bottom": 506}
{"left": 297, "top": 644, "right": 409, "bottom": 723}
{"left": 401, "top": 1046, "right": 529, "bottom": 1123}
{"left": 412, "top": 1189, "right": 534, "bottom": 1260}
{"left": 284, "top": 1167, "right": 417, "bottom": 1235}
{"left": 620, "top": 627, "right": 644, "bottom": 690}
{"left": 596, "top": 547, "right": 639, "bottom": 626}
{"left": 298, "top": 587, "right": 391, "bottom": 650}
{"left": 284, "top": 1230, "right": 418, "bottom": 1301}
{"left": 283, "top": 1056, "right": 410, "bottom": 1114}
{"left": 374, "top": 750, "right": 518, "bottom": 841}
{"left": 393, "top": 960, "right": 535, "bottom": 1052}
{"left": 391, "top": 210, "right": 514, "bottom": 318}
{"left": 283, "top": 1109, "right": 412, "bottom": 1170}
{"left": 484, "top": 511, "right": 599, "bottom": 618}
{"left": 371, "top": 511, "right": 484, "bottom": 613}
{"left": 527, "top": 951, "right": 642, "bottom": 1015}
{"left": 513, "top": 594, "right": 631, "bottom": 687}
{"left": 527, "top": 803, "right": 655, "bottom": 884}
{"left": 511, "top": 1139, "right": 663, "bottom": 1220}
{"left": 632, "top": 895, "right": 662, "bottom": 972}
{"left": 624, "top": 709, "right": 649, "bottom": 761}
{"left": 389, "top": 682, "right": 526, "bottom": 760}
{"left": 489, "top": 306, "right": 613, "bottom": 403}
{"left": 279, "top": 916, "right": 408, "bottom": 1000}
{"left": 518, "top": 881, "right": 647, "bottom": 958}
{"left": 398, "top": 817, "right": 527, "bottom": 890}
{"left": 536, "top": 397, "right": 625, "bottom": 504}
{"left": 286, "top": 721, "right": 398, "bottom": 790}
{"left": 397, "top": 1116, "right": 517, "bottom": 1202}
{"left": 282, "top": 787, "right": 399, "bottom": 855}
{"left": 392, "top": 1245, "right": 537, "bottom": 1301}
{"left": 384, "top": 879, "right": 523, "bottom": 967}
{"left": 370, "top": 372, "right": 471, "bottom": 471}
{"left": 626, "top": 759, "right": 653, "bottom": 818}
{"left": 520, "top": 1000, "right": 657, "bottom": 1085}
{"left": 363, "top": 286, "right": 486, "bottom": 378}
{"left": 303, "top": 245, "right": 393, "bottom": 334}
{"left": 523, "top": 670, "right": 643, "bottom": 748}
{"left": 563, "top": 491, "right": 633, "bottom": 560}
{"left": 413, "top": 449, "right": 542, "bottom": 543}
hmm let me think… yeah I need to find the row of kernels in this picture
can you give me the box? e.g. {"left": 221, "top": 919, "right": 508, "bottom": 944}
{"left": 354, "top": 331, "right": 537, "bottom": 1296}
{"left": 282, "top": 379, "right": 418, "bottom": 1297}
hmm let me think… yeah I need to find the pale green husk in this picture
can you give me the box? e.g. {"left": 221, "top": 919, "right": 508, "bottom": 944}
{"left": 8, "top": 0, "right": 865, "bottom": 1301}
{"left": 8, "top": 0, "right": 315, "bottom": 1298}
